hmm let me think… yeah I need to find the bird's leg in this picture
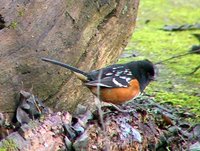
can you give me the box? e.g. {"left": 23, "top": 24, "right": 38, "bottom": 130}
{"left": 97, "top": 101, "right": 136, "bottom": 113}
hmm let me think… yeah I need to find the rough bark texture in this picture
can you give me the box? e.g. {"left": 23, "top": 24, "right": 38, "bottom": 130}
{"left": 0, "top": 0, "right": 139, "bottom": 114}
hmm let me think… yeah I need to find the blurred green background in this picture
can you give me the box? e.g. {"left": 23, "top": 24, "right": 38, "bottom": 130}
{"left": 119, "top": 0, "right": 200, "bottom": 122}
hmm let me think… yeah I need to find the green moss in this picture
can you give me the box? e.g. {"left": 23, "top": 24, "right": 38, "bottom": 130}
{"left": 18, "top": 8, "right": 25, "bottom": 17}
{"left": 9, "top": 21, "right": 18, "bottom": 29}
{"left": 120, "top": 0, "right": 200, "bottom": 122}
{"left": 0, "top": 139, "right": 17, "bottom": 151}
{"left": 16, "top": 64, "right": 31, "bottom": 74}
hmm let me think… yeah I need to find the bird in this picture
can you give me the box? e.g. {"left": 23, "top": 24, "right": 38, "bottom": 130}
{"left": 41, "top": 58, "right": 155, "bottom": 105}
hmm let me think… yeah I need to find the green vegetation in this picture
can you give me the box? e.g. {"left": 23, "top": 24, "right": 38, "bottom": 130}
{"left": 18, "top": 8, "right": 25, "bottom": 17}
{"left": 9, "top": 21, "right": 18, "bottom": 29}
{"left": 120, "top": 0, "right": 200, "bottom": 122}
{"left": 0, "top": 139, "right": 17, "bottom": 151}
{"left": 0, "top": 148, "right": 6, "bottom": 151}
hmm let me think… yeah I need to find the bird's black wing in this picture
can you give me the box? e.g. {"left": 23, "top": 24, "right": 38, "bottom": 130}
{"left": 86, "top": 65, "right": 133, "bottom": 88}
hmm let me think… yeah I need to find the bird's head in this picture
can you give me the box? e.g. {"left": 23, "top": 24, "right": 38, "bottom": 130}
{"left": 128, "top": 59, "right": 155, "bottom": 91}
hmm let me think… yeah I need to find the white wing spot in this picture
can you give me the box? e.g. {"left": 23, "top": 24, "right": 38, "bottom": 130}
{"left": 86, "top": 83, "right": 112, "bottom": 88}
{"left": 126, "top": 71, "right": 132, "bottom": 75}
{"left": 113, "top": 78, "right": 127, "bottom": 87}
{"left": 115, "top": 71, "right": 123, "bottom": 76}
{"left": 116, "top": 66, "right": 123, "bottom": 69}
{"left": 126, "top": 77, "right": 131, "bottom": 82}
{"left": 124, "top": 69, "right": 129, "bottom": 73}
{"left": 105, "top": 72, "right": 113, "bottom": 76}
{"left": 119, "top": 76, "right": 127, "bottom": 79}
{"left": 119, "top": 76, "right": 131, "bottom": 83}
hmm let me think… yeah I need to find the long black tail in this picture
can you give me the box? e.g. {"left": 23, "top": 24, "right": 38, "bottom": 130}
{"left": 41, "top": 58, "right": 88, "bottom": 77}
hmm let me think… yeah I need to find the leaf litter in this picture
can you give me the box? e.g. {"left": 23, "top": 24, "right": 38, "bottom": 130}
{"left": 0, "top": 90, "right": 199, "bottom": 150}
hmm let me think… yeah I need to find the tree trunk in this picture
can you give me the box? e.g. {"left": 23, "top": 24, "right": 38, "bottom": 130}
{"left": 0, "top": 0, "right": 139, "bottom": 114}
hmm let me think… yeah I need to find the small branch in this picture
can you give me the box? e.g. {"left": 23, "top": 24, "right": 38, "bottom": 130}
{"left": 188, "top": 65, "right": 200, "bottom": 75}
{"left": 96, "top": 69, "right": 109, "bottom": 151}
{"left": 155, "top": 49, "right": 200, "bottom": 65}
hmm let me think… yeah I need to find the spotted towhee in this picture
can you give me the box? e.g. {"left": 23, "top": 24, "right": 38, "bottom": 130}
{"left": 42, "top": 58, "right": 155, "bottom": 104}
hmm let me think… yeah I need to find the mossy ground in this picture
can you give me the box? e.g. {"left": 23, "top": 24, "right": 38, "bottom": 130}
{"left": 0, "top": 139, "right": 17, "bottom": 151}
{"left": 119, "top": 0, "right": 200, "bottom": 122}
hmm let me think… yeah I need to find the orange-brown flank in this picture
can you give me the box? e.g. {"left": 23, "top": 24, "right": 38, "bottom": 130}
{"left": 89, "top": 79, "right": 140, "bottom": 104}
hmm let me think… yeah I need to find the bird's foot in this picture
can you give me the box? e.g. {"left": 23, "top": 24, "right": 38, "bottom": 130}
{"left": 100, "top": 102, "right": 136, "bottom": 114}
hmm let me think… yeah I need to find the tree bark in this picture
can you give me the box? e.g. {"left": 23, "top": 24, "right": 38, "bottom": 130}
{"left": 0, "top": 0, "right": 139, "bottom": 114}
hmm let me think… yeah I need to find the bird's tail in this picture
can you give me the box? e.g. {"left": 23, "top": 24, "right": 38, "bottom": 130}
{"left": 41, "top": 57, "right": 89, "bottom": 81}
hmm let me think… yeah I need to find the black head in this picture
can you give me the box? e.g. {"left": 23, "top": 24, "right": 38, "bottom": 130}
{"left": 138, "top": 59, "right": 155, "bottom": 80}
{"left": 127, "top": 59, "right": 155, "bottom": 91}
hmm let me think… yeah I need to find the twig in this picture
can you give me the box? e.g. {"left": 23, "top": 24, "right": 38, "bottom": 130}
{"left": 96, "top": 69, "right": 109, "bottom": 151}
{"left": 188, "top": 65, "right": 200, "bottom": 75}
{"left": 32, "top": 95, "right": 41, "bottom": 114}
{"left": 148, "top": 99, "right": 173, "bottom": 113}
{"left": 101, "top": 102, "right": 136, "bottom": 113}
{"left": 155, "top": 49, "right": 200, "bottom": 64}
